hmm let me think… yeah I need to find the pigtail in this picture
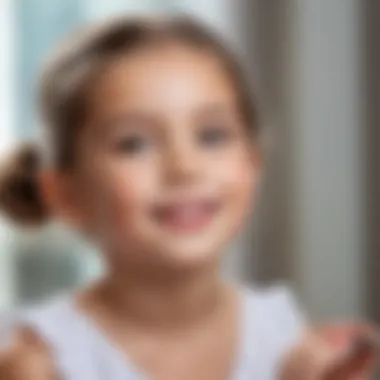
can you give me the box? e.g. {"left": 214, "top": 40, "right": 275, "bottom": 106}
{"left": 0, "top": 144, "right": 49, "bottom": 226}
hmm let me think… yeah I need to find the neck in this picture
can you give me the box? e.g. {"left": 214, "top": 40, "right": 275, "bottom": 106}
{"left": 82, "top": 262, "right": 233, "bottom": 333}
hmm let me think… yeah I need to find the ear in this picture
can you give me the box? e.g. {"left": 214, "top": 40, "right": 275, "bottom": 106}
{"left": 39, "top": 170, "right": 88, "bottom": 231}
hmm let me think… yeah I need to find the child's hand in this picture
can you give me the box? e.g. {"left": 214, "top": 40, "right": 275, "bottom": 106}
{"left": 0, "top": 326, "right": 60, "bottom": 380}
{"left": 279, "top": 323, "right": 378, "bottom": 380}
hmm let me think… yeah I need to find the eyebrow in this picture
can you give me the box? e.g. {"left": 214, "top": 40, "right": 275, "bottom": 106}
{"left": 96, "top": 110, "right": 158, "bottom": 132}
{"left": 195, "top": 103, "right": 237, "bottom": 119}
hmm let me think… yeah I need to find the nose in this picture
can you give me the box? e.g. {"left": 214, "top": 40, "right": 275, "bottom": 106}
{"left": 163, "top": 140, "right": 201, "bottom": 186}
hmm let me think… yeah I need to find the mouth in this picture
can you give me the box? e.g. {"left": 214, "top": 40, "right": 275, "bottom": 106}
{"left": 151, "top": 197, "right": 221, "bottom": 234}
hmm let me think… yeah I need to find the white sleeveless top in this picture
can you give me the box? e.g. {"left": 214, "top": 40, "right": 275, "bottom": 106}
{"left": 1, "top": 286, "right": 304, "bottom": 380}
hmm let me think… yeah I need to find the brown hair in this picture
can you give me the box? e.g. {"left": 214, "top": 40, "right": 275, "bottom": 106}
{"left": 0, "top": 15, "right": 260, "bottom": 226}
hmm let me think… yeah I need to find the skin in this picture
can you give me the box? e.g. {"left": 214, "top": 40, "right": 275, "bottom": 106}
{"left": 73, "top": 44, "right": 257, "bottom": 272}
{"left": 0, "top": 43, "right": 377, "bottom": 380}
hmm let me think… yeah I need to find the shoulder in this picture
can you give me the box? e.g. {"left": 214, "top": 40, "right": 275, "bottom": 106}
{"left": 236, "top": 284, "right": 306, "bottom": 377}
{"left": 245, "top": 284, "right": 304, "bottom": 321}
{"left": 242, "top": 283, "right": 306, "bottom": 349}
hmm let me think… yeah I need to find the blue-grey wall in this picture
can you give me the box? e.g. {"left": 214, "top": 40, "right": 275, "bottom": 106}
{"left": 17, "top": 0, "right": 83, "bottom": 138}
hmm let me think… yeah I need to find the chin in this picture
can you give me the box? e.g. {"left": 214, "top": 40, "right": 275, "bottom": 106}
{"left": 155, "top": 240, "right": 223, "bottom": 271}
{"left": 148, "top": 221, "right": 238, "bottom": 272}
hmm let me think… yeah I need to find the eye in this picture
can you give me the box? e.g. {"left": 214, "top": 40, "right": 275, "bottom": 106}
{"left": 115, "top": 135, "right": 153, "bottom": 155}
{"left": 198, "top": 125, "right": 233, "bottom": 147}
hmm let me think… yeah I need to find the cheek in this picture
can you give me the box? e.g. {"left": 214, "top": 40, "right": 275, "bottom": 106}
{"left": 106, "top": 165, "right": 158, "bottom": 214}
{"left": 210, "top": 150, "right": 257, "bottom": 205}
{"left": 211, "top": 152, "right": 258, "bottom": 238}
{"left": 226, "top": 166, "right": 255, "bottom": 222}
{"left": 81, "top": 163, "right": 159, "bottom": 229}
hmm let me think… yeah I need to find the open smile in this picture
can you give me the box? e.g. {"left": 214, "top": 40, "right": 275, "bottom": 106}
{"left": 151, "top": 197, "right": 221, "bottom": 234}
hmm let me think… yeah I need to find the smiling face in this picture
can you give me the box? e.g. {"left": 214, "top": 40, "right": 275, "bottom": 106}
{"left": 49, "top": 43, "right": 260, "bottom": 273}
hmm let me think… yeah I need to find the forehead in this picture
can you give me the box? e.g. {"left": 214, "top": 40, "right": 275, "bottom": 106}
{"left": 88, "top": 44, "right": 239, "bottom": 116}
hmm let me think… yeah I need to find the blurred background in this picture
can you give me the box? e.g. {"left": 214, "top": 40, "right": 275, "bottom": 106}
{"left": 0, "top": 0, "right": 378, "bottom": 322}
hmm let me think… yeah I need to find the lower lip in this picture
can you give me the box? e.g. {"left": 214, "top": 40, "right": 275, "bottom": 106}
{"left": 154, "top": 204, "right": 219, "bottom": 234}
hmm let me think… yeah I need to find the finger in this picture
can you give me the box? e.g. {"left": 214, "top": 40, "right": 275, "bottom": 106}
{"left": 316, "top": 323, "right": 379, "bottom": 377}
{"left": 288, "top": 332, "right": 341, "bottom": 380}
{"left": 323, "top": 342, "right": 376, "bottom": 380}
{"left": 317, "top": 323, "right": 373, "bottom": 348}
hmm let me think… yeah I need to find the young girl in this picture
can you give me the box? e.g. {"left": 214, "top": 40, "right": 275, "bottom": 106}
{"left": 0, "top": 15, "right": 377, "bottom": 380}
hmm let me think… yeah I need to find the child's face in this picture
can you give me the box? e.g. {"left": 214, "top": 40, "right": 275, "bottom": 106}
{"left": 57, "top": 44, "right": 260, "bottom": 271}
